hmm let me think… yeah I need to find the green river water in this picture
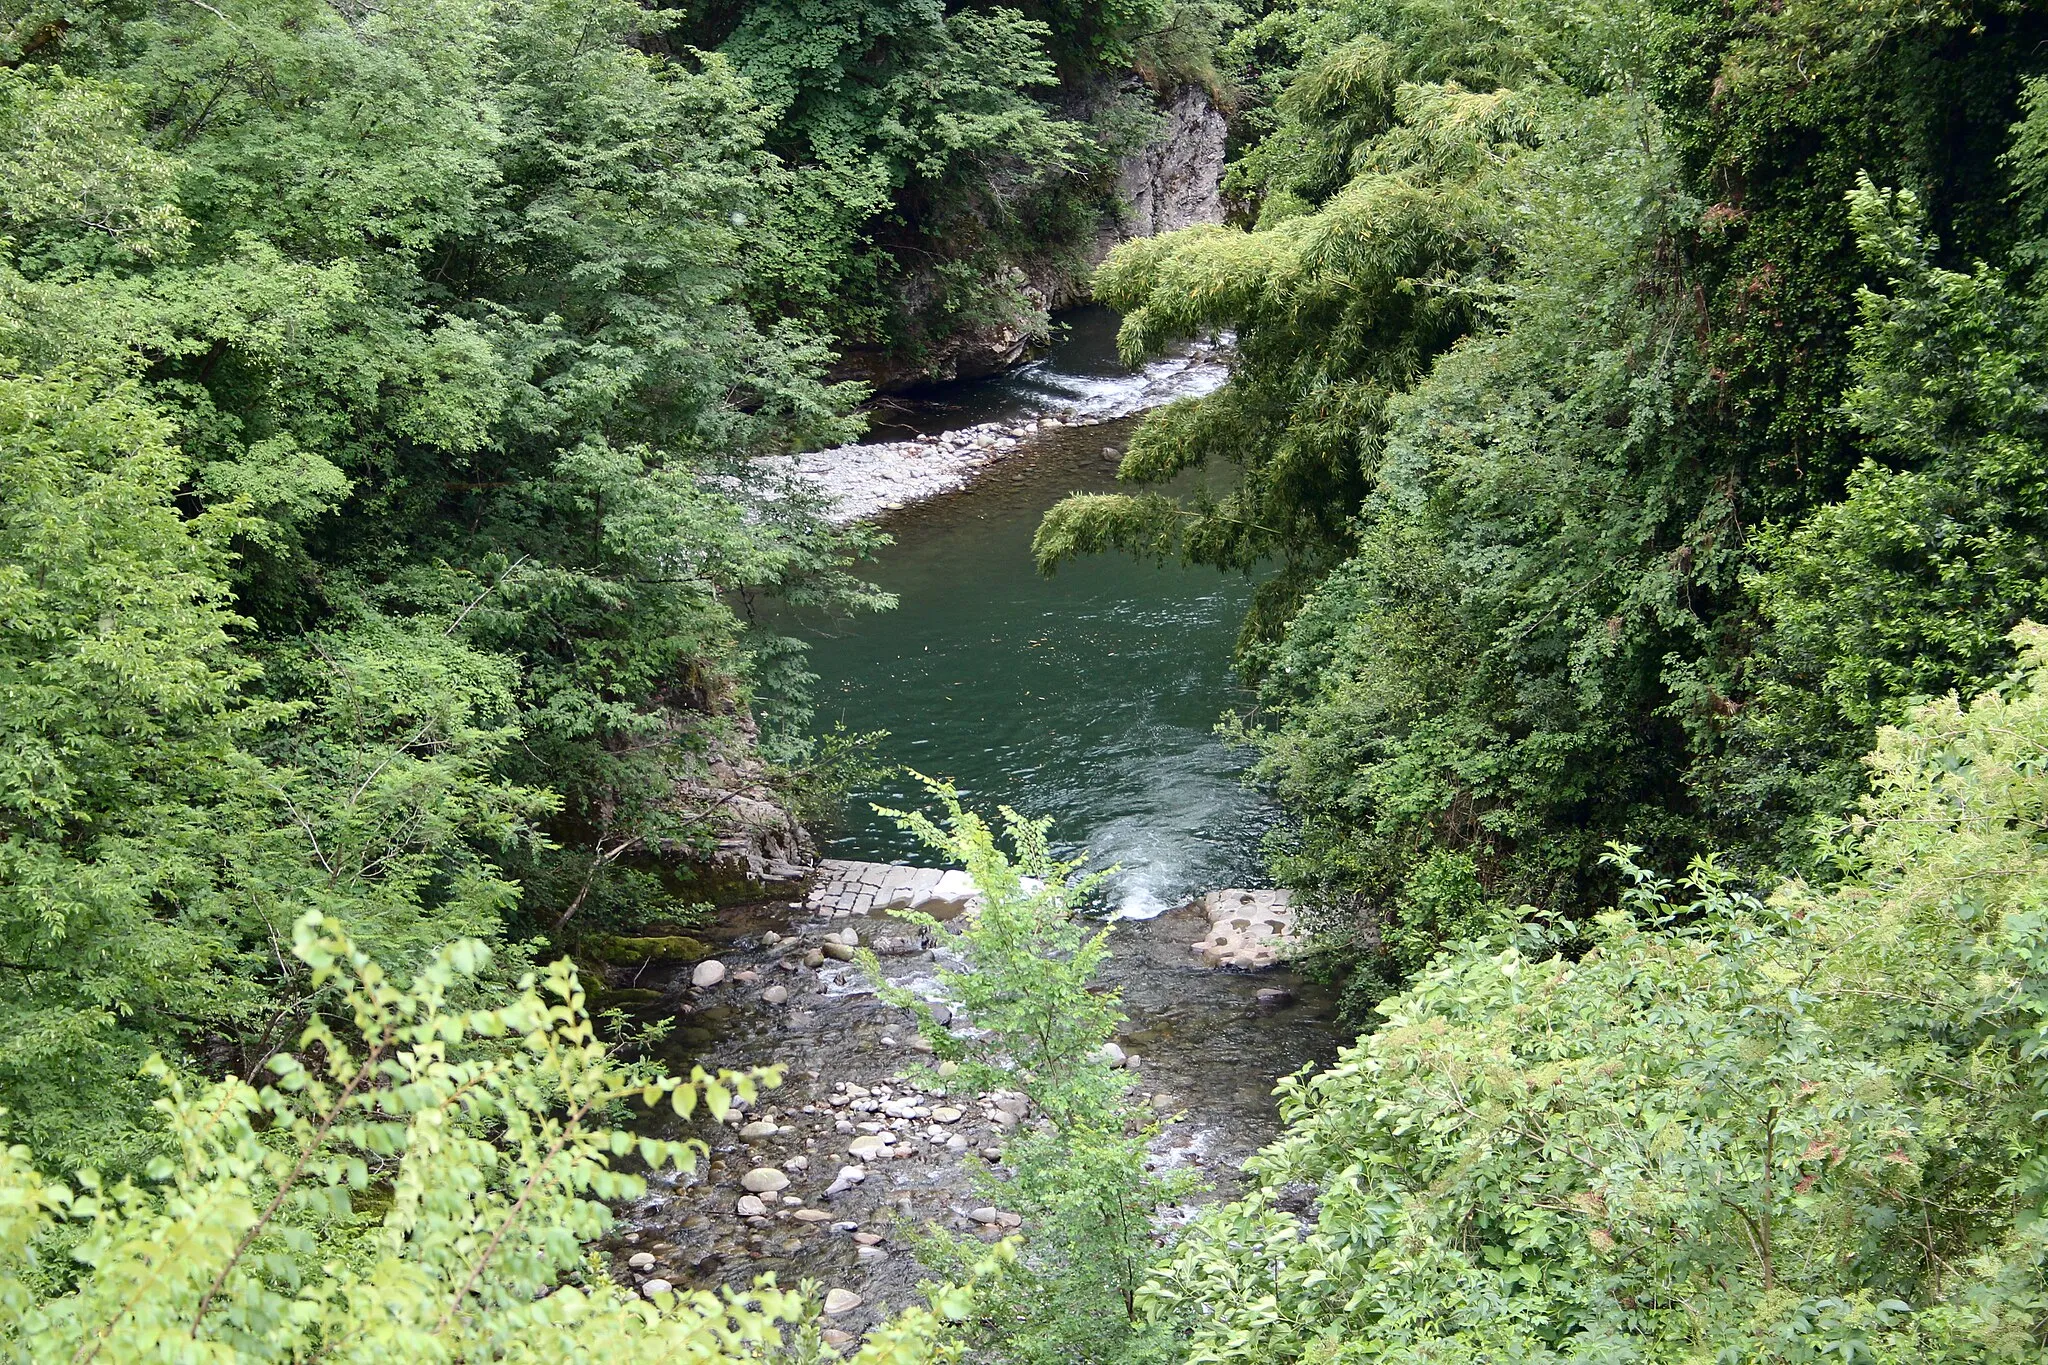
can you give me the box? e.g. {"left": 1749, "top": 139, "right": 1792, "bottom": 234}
{"left": 785, "top": 313, "right": 1274, "bottom": 916}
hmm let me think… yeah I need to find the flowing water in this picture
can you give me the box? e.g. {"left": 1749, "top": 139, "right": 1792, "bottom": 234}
{"left": 788, "top": 308, "right": 1273, "bottom": 916}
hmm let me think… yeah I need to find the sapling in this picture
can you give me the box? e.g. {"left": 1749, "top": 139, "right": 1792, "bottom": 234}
{"left": 863, "top": 778, "right": 1195, "bottom": 1364}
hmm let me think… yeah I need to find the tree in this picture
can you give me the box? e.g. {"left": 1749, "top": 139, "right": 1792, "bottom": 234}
{"left": 865, "top": 782, "right": 1188, "bottom": 1364}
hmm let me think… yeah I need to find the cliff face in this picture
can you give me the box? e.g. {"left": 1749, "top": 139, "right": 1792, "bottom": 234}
{"left": 1113, "top": 86, "right": 1230, "bottom": 240}
{"left": 840, "top": 85, "right": 1232, "bottom": 389}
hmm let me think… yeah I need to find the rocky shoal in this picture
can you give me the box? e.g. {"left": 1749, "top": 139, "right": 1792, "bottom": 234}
{"left": 755, "top": 414, "right": 1079, "bottom": 526}
{"left": 603, "top": 879, "right": 1335, "bottom": 1353}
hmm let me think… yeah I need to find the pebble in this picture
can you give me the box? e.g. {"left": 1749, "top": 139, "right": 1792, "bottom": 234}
{"left": 736, "top": 1194, "right": 767, "bottom": 1217}
{"left": 853, "top": 1232, "right": 884, "bottom": 1246}
{"left": 739, "top": 1120, "right": 777, "bottom": 1138}
{"left": 932, "top": 1106, "right": 962, "bottom": 1124}
{"left": 741, "top": 1167, "right": 789, "bottom": 1193}
{"left": 969, "top": 1206, "right": 1003, "bottom": 1225}
{"left": 848, "top": 1134, "right": 891, "bottom": 1160}
{"left": 826, "top": 1165, "right": 867, "bottom": 1196}
{"left": 794, "top": 1209, "right": 832, "bottom": 1222}
{"left": 628, "top": 1251, "right": 655, "bottom": 1270}
{"left": 824, "top": 1288, "right": 863, "bottom": 1316}
{"left": 804, "top": 948, "right": 825, "bottom": 968}
{"left": 822, "top": 942, "right": 856, "bottom": 962}
{"left": 1099, "top": 1042, "right": 1126, "bottom": 1066}
{"left": 691, "top": 960, "right": 727, "bottom": 988}
{"left": 642, "top": 1279, "right": 672, "bottom": 1298}
{"left": 823, "top": 1329, "right": 855, "bottom": 1348}
{"left": 762, "top": 984, "right": 788, "bottom": 1006}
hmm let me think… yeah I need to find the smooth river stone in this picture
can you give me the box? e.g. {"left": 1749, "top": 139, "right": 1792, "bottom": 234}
{"left": 741, "top": 1167, "right": 789, "bottom": 1193}
{"left": 824, "top": 1288, "right": 863, "bottom": 1316}
{"left": 739, "top": 1120, "right": 777, "bottom": 1138}
{"left": 847, "top": 1134, "right": 891, "bottom": 1160}
{"left": 691, "top": 959, "right": 727, "bottom": 988}
{"left": 735, "top": 1194, "right": 767, "bottom": 1217}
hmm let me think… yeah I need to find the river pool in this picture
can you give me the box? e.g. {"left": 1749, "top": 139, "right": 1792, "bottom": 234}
{"left": 781, "top": 310, "right": 1275, "bottom": 916}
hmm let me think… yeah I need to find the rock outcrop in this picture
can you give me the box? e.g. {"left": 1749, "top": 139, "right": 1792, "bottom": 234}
{"left": 835, "top": 84, "right": 1231, "bottom": 391}
{"left": 1191, "top": 889, "right": 1297, "bottom": 969}
{"left": 1114, "top": 86, "right": 1230, "bottom": 241}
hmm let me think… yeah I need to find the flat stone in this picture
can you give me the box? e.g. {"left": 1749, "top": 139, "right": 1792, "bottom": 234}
{"left": 793, "top": 1209, "right": 832, "bottom": 1222}
{"left": 739, "top": 1120, "right": 778, "bottom": 1138}
{"left": 691, "top": 960, "right": 728, "bottom": 988}
{"left": 822, "top": 942, "right": 856, "bottom": 962}
{"left": 853, "top": 1231, "right": 884, "bottom": 1246}
{"left": 741, "top": 1167, "right": 789, "bottom": 1193}
{"left": 627, "top": 1251, "right": 655, "bottom": 1270}
{"left": 848, "top": 1135, "right": 891, "bottom": 1160}
{"left": 932, "top": 1106, "right": 962, "bottom": 1123}
{"left": 762, "top": 984, "right": 788, "bottom": 1006}
{"left": 642, "top": 1278, "right": 672, "bottom": 1298}
{"left": 824, "top": 1287, "right": 863, "bottom": 1316}
{"left": 969, "top": 1206, "right": 1003, "bottom": 1224}
{"left": 736, "top": 1194, "right": 767, "bottom": 1217}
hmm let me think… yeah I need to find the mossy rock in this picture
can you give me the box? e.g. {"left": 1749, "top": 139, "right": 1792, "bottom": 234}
{"left": 586, "top": 934, "right": 711, "bottom": 966}
{"left": 590, "top": 987, "right": 664, "bottom": 1012}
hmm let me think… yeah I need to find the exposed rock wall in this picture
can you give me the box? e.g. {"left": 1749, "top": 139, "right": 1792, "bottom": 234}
{"left": 1114, "top": 86, "right": 1230, "bottom": 241}
{"left": 844, "top": 85, "right": 1232, "bottom": 387}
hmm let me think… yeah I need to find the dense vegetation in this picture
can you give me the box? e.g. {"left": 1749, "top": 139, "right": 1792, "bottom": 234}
{"left": 1146, "top": 631, "right": 2048, "bottom": 1360}
{"left": 0, "top": 0, "right": 1216, "bottom": 1353}
{"left": 1039, "top": 0, "right": 2048, "bottom": 1006}
{"left": 14, "top": 0, "right": 2048, "bottom": 1358}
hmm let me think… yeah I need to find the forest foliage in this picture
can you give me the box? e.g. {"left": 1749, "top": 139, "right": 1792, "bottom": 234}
{"left": 0, "top": 0, "right": 1217, "bottom": 1355}
{"left": 14, "top": 0, "right": 2048, "bottom": 1358}
{"left": 1040, "top": 0, "right": 2048, "bottom": 1007}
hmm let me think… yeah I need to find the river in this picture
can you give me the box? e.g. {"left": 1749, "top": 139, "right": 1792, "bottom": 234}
{"left": 785, "top": 307, "right": 1274, "bottom": 916}
{"left": 603, "top": 312, "right": 1338, "bottom": 1342}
